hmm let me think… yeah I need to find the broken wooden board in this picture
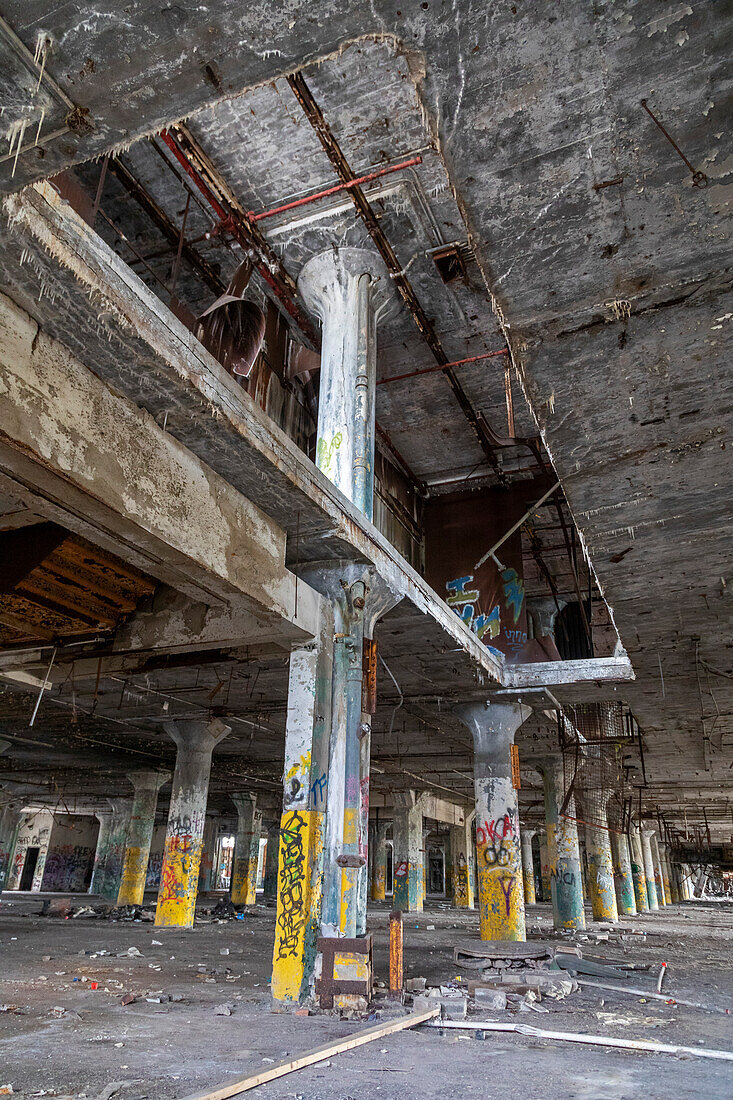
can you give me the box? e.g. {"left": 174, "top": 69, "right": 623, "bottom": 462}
{"left": 179, "top": 1006, "right": 440, "bottom": 1099}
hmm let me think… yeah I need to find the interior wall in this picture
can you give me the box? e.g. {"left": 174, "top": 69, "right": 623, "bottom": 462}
{"left": 7, "top": 810, "right": 54, "bottom": 891}
{"left": 40, "top": 814, "right": 99, "bottom": 893}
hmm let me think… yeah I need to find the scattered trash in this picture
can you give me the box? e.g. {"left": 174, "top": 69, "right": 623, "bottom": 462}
{"left": 405, "top": 977, "right": 426, "bottom": 993}
{"left": 118, "top": 947, "right": 143, "bottom": 958}
{"left": 120, "top": 993, "right": 136, "bottom": 1006}
{"left": 214, "top": 1002, "right": 234, "bottom": 1016}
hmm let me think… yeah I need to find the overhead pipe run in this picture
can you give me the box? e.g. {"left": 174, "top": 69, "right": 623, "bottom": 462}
{"left": 247, "top": 156, "right": 423, "bottom": 222}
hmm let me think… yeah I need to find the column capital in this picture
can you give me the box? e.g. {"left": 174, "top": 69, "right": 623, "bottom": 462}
{"left": 127, "top": 769, "right": 170, "bottom": 794}
{"left": 297, "top": 246, "right": 397, "bottom": 324}
{"left": 454, "top": 700, "right": 531, "bottom": 753}
{"left": 163, "top": 717, "right": 231, "bottom": 754}
{"left": 231, "top": 791, "right": 258, "bottom": 816}
{"left": 107, "top": 796, "right": 133, "bottom": 816}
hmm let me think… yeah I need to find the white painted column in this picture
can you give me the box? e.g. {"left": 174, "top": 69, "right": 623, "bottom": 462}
{"left": 297, "top": 247, "right": 395, "bottom": 520}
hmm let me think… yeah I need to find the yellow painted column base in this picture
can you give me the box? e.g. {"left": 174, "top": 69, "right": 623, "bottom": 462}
{"left": 271, "top": 808, "right": 324, "bottom": 1003}
{"left": 117, "top": 847, "right": 149, "bottom": 907}
{"left": 155, "top": 836, "right": 203, "bottom": 928}
{"left": 477, "top": 868, "right": 526, "bottom": 941}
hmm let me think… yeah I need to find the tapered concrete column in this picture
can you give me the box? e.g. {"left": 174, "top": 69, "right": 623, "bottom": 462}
{"left": 421, "top": 825, "right": 430, "bottom": 905}
{"left": 682, "top": 864, "right": 693, "bottom": 900}
{"left": 537, "top": 757, "right": 585, "bottom": 931}
{"left": 539, "top": 831, "right": 551, "bottom": 901}
{"left": 272, "top": 607, "right": 333, "bottom": 1004}
{"left": 89, "top": 811, "right": 113, "bottom": 895}
{"left": 230, "top": 794, "right": 261, "bottom": 906}
{"left": 100, "top": 798, "right": 132, "bottom": 901}
{"left": 611, "top": 831, "right": 637, "bottom": 916}
{"left": 197, "top": 815, "right": 218, "bottom": 894}
{"left": 262, "top": 823, "right": 279, "bottom": 900}
{"left": 455, "top": 702, "right": 530, "bottom": 941}
{"left": 667, "top": 859, "right": 681, "bottom": 904}
{"left": 640, "top": 829, "right": 659, "bottom": 910}
{"left": 581, "top": 791, "right": 618, "bottom": 922}
{"left": 630, "top": 828, "right": 649, "bottom": 912}
{"left": 117, "top": 770, "right": 169, "bottom": 907}
{"left": 0, "top": 803, "right": 23, "bottom": 894}
{"left": 297, "top": 247, "right": 395, "bottom": 521}
{"left": 651, "top": 835, "right": 670, "bottom": 904}
{"left": 393, "top": 794, "right": 425, "bottom": 913}
{"left": 370, "top": 821, "right": 389, "bottom": 901}
{"left": 155, "top": 719, "right": 230, "bottom": 928}
{"left": 651, "top": 836, "right": 669, "bottom": 906}
{"left": 521, "top": 828, "right": 537, "bottom": 905}
{"left": 450, "top": 820, "right": 475, "bottom": 909}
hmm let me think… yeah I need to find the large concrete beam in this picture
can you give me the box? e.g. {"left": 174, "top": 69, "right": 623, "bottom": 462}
{"left": 0, "top": 289, "right": 318, "bottom": 639}
{"left": 2, "top": 183, "right": 506, "bottom": 687}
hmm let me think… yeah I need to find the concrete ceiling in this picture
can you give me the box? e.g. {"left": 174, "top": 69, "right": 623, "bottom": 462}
{"left": 0, "top": 2, "right": 730, "bottom": 840}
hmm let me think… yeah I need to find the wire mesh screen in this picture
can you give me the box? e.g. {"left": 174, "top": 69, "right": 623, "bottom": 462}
{"left": 557, "top": 703, "right": 628, "bottom": 830}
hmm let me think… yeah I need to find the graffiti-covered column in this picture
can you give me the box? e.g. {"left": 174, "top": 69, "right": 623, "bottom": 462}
{"left": 450, "top": 819, "right": 475, "bottom": 909}
{"left": 197, "top": 814, "right": 219, "bottom": 895}
{"left": 155, "top": 719, "right": 230, "bottom": 928}
{"left": 581, "top": 790, "right": 619, "bottom": 922}
{"left": 117, "top": 770, "right": 170, "bottom": 907}
{"left": 537, "top": 757, "right": 585, "bottom": 931}
{"left": 640, "top": 828, "right": 659, "bottom": 910}
{"left": 0, "top": 803, "right": 23, "bottom": 894}
{"left": 455, "top": 702, "right": 530, "bottom": 941}
{"left": 652, "top": 834, "right": 670, "bottom": 905}
{"left": 666, "top": 854, "right": 681, "bottom": 904}
{"left": 262, "top": 822, "right": 279, "bottom": 900}
{"left": 99, "top": 798, "right": 132, "bottom": 901}
{"left": 89, "top": 810, "right": 113, "bottom": 896}
{"left": 520, "top": 828, "right": 537, "bottom": 905}
{"left": 271, "top": 601, "right": 333, "bottom": 1003}
{"left": 611, "top": 831, "right": 637, "bottom": 916}
{"left": 538, "top": 830, "right": 551, "bottom": 900}
{"left": 392, "top": 793, "right": 426, "bottom": 913}
{"left": 370, "top": 821, "right": 389, "bottom": 901}
{"left": 230, "top": 794, "right": 261, "bottom": 906}
{"left": 629, "top": 828, "right": 649, "bottom": 912}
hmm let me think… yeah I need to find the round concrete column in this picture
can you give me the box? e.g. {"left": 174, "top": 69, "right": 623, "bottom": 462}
{"left": 651, "top": 834, "right": 669, "bottom": 904}
{"left": 370, "top": 821, "right": 389, "bottom": 901}
{"left": 89, "top": 810, "right": 113, "bottom": 896}
{"left": 582, "top": 791, "right": 618, "bottom": 922}
{"left": 538, "top": 831, "right": 551, "bottom": 900}
{"left": 117, "top": 770, "right": 170, "bottom": 907}
{"left": 455, "top": 702, "right": 531, "bottom": 941}
{"left": 297, "top": 247, "right": 396, "bottom": 520}
{"left": 0, "top": 803, "right": 23, "bottom": 894}
{"left": 537, "top": 757, "right": 585, "bottom": 931}
{"left": 392, "top": 796, "right": 425, "bottom": 913}
{"left": 630, "top": 828, "right": 649, "bottom": 912}
{"left": 520, "top": 828, "right": 537, "bottom": 905}
{"left": 611, "top": 831, "right": 637, "bottom": 915}
{"left": 100, "top": 798, "right": 132, "bottom": 901}
{"left": 155, "top": 718, "right": 231, "bottom": 928}
{"left": 230, "top": 793, "right": 261, "bottom": 906}
{"left": 262, "top": 822, "right": 279, "bottom": 901}
{"left": 640, "top": 829, "right": 659, "bottom": 910}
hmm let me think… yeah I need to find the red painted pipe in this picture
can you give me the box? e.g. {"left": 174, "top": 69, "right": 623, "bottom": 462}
{"left": 159, "top": 128, "right": 318, "bottom": 343}
{"left": 377, "top": 348, "right": 508, "bottom": 386}
{"left": 247, "top": 156, "right": 423, "bottom": 222}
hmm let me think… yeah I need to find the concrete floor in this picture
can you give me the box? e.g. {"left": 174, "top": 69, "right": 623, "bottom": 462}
{"left": 1, "top": 896, "right": 731, "bottom": 1100}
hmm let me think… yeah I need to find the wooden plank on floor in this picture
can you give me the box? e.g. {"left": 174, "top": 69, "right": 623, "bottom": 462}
{"left": 179, "top": 1006, "right": 440, "bottom": 1100}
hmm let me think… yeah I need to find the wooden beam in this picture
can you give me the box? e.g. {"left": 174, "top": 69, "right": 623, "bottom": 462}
{"left": 180, "top": 1007, "right": 439, "bottom": 1100}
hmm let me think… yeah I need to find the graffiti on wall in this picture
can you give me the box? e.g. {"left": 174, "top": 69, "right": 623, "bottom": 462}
{"left": 425, "top": 489, "right": 531, "bottom": 662}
